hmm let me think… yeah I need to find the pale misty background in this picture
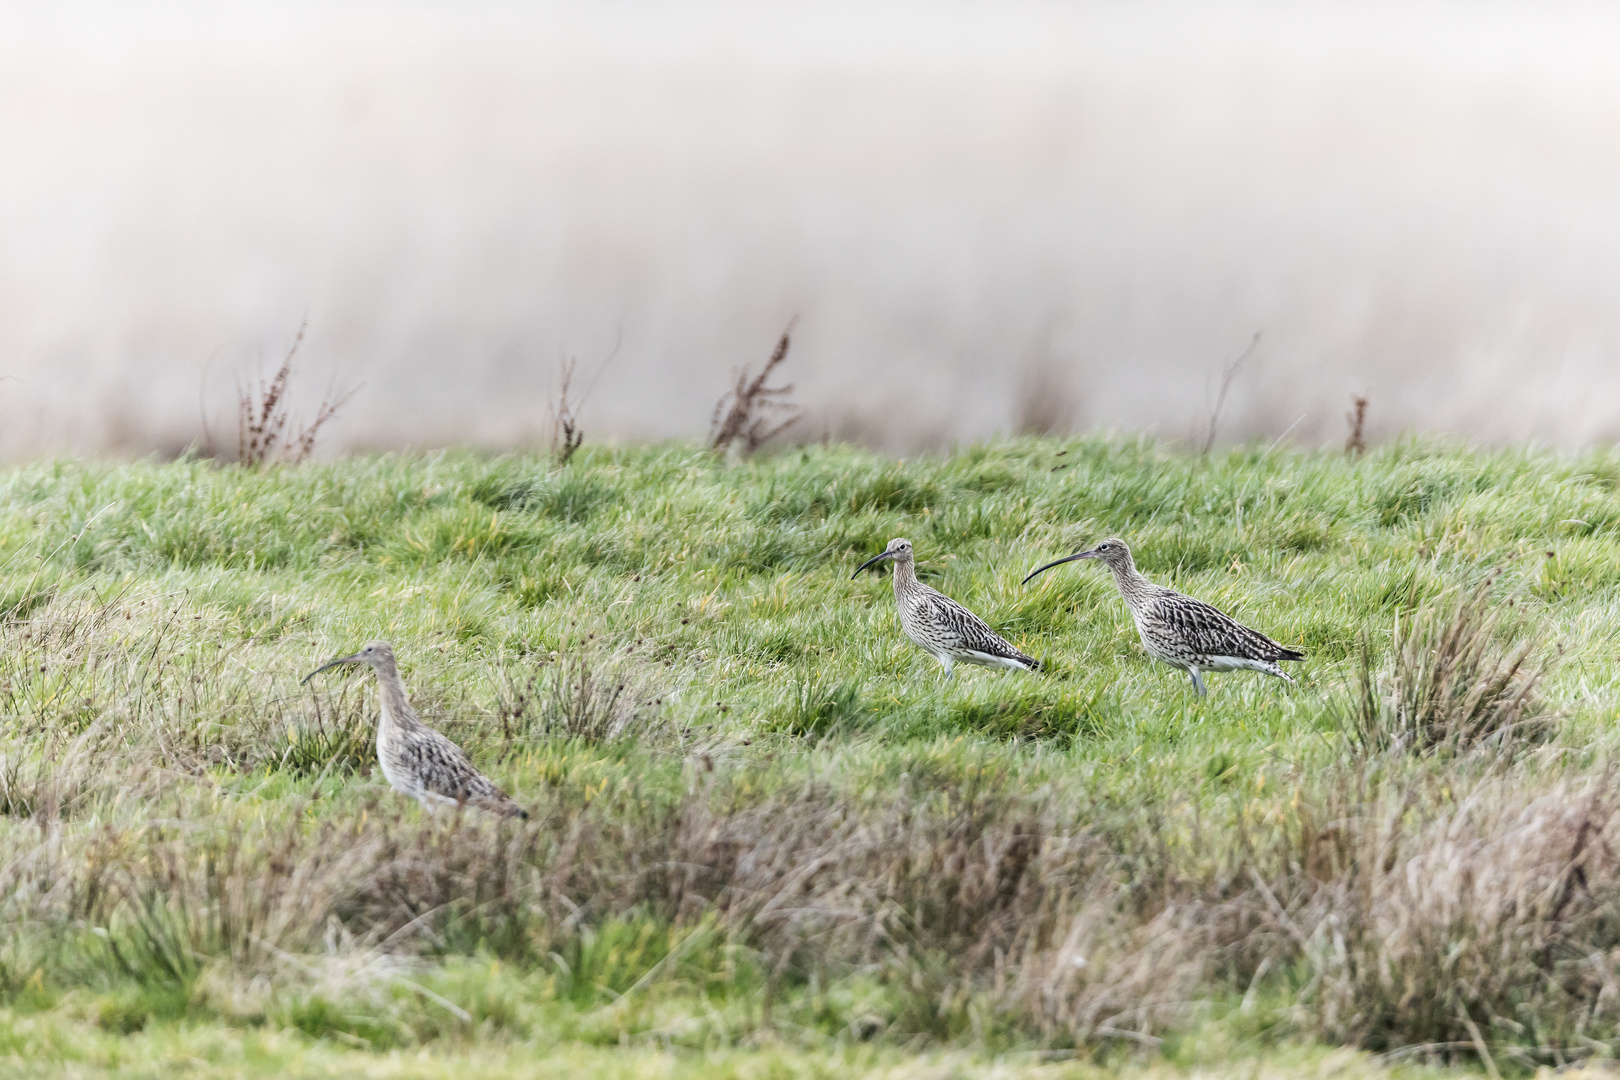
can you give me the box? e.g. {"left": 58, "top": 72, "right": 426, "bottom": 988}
{"left": 3, "top": 1, "right": 1619, "bottom": 458}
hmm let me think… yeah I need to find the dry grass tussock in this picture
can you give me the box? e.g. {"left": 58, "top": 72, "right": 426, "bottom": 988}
{"left": 0, "top": 588, "right": 315, "bottom": 783}
{"left": 494, "top": 650, "right": 672, "bottom": 746}
{"left": 0, "top": 761, "right": 1223, "bottom": 1046}
{"left": 1343, "top": 573, "right": 1554, "bottom": 757}
{"left": 5, "top": 749, "right": 1614, "bottom": 1064}
{"left": 1272, "top": 767, "right": 1620, "bottom": 1068}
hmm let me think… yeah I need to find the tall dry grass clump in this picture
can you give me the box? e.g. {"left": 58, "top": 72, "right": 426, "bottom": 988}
{"left": 1259, "top": 768, "right": 1620, "bottom": 1071}
{"left": 1343, "top": 575, "right": 1553, "bottom": 757}
{"left": 496, "top": 652, "right": 668, "bottom": 745}
{"left": 1240, "top": 577, "right": 1597, "bottom": 1069}
{"left": 0, "top": 590, "right": 1226, "bottom": 1047}
{"left": 8, "top": 742, "right": 1618, "bottom": 1064}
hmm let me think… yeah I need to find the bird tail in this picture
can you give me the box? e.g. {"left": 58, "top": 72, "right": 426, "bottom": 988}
{"left": 1278, "top": 647, "right": 1305, "bottom": 662}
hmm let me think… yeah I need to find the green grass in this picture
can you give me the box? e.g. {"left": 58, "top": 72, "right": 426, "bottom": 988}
{"left": 1, "top": 436, "right": 1619, "bottom": 1075}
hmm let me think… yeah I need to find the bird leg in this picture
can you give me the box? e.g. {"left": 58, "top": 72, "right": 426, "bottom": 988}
{"left": 1187, "top": 668, "right": 1208, "bottom": 697}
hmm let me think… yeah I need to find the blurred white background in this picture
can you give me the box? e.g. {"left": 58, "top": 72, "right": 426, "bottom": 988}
{"left": 3, "top": 1, "right": 1619, "bottom": 457}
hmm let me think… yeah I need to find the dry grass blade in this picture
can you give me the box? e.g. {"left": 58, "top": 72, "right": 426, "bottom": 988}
{"left": 1201, "top": 330, "right": 1259, "bottom": 455}
{"left": 550, "top": 357, "right": 585, "bottom": 466}
{"left": 710, "top": 320, "right": 803, "bottom": 454}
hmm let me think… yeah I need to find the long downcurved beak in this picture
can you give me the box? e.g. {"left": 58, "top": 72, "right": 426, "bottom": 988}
{"left": 301, "top": 652, "right": 362, "bottom": 685}
{"left": 1022, "top": 549, "right": 1098, "bottom": 586}
{"left": 851, "top": 550, "right": 897, "bottom": 579}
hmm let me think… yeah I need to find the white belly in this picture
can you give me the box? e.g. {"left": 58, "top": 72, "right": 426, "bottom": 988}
{"left": 960, "top": 649, "right": 1032, "bottom": 671}
{"left": 1204, "top": 655, "right": 1276, "bottom": 673}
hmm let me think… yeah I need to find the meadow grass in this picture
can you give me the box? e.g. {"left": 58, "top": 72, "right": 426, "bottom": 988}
{"left": 0, "top": 436, "right": 1618, "bottom": 1076}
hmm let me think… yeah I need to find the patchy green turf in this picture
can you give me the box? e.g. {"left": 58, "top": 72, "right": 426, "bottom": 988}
{"left": 0, "top": 436, "right": 1616, "bottom": 1075}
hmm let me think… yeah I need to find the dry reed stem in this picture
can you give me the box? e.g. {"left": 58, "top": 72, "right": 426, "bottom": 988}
{"left": 236, "top": 320, "right": 356, "bottom": 467}
{"left": 550, "top": 357, "right": 585, "bottom": 465}
{"left": 1346, "top": 395, "right": 1369, "bottom": 456}
{"left": 1201, "top": 331, "right": 1260, "bottom": 455}
{"left": 710, "top": 320, "right": 803, "bottom": 454}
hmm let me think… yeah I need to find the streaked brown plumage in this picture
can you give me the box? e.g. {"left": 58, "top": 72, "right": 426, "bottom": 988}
{"left": 854, "top": 537, "right": 1038, "bottom": 678}
{"left": 302, "top": 641, "right": 528, "bottom": 818}
{"left": 1024, "top": 538, "right": 1302, "bottom": 696}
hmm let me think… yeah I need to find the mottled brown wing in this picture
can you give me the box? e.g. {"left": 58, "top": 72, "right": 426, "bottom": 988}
{"left": 1153, "top": 591, "right": 1301, "bottom": 663}
{"left": 401, "top": 729, "right": 529, "bottom": 818}
{"left": 918, "top": 589, "right": 1039, "bottom": 668}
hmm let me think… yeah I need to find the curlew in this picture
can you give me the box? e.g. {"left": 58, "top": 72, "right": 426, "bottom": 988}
{"left": 302, "top": 640, "right": 528, "bottom": 818}
{"left": 852, "top": 538, "right": 1038, "bottom": 678}
{"left": 1023, "top": 538, "right": 1302, "bottom": 696}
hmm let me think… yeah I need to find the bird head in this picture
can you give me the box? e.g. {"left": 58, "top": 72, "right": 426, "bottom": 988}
{"left": 852, "top": 537, "right": 913, "bottom": 578}
{"left": 1023, "top": 537, "right": 1134, "bottom": 585}
{"left": 302, "top": 640, "right": 397, "bottom": 684}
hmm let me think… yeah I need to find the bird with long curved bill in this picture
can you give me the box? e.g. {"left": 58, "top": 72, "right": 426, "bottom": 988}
{"left": 1024, "top": 538, "right": 1302, "bottom": 696}
{"left": 853, "top": 537, "right": 1039, "bottom": 678}
{"left": 303, "top": 640, "right": 528, "bottom": 818}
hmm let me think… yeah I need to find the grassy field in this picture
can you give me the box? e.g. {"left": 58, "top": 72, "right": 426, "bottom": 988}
{"left": 0, "top": 436, "right": 1617, "bottom": 1077}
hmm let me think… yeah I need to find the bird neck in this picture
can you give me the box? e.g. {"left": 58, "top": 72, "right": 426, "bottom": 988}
{"left": 372, "top": 661, "right": 423, "bottom": 731}
{"left": 890, "top": 557, "right": 920, "bottom": 597}
{"left": 1107, "top": 558, "right": 1153, "bottom": 607}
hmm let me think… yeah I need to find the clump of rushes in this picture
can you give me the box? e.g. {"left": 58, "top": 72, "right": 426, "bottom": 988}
{"left": 496, "top": 652, "right": 666, "bottom": 745}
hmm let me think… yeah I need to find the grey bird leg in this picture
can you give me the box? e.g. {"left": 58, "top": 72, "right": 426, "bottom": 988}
{"left": 1188, "top": 668, "right": 1208, "bottom": 697}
